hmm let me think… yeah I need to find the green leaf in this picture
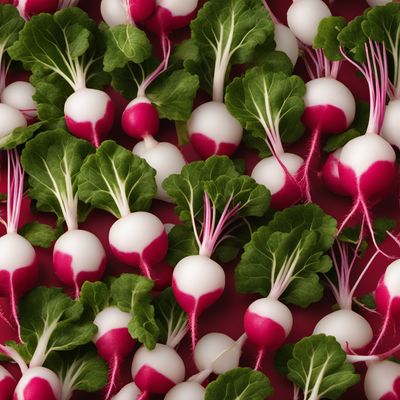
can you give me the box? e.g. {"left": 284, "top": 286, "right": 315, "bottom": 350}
{"left": 167, "top": 224, "right": 199, "bottom": 266}
{"left": 45, "top": 345, "right": 107, "bottom": 396}
{"left": 110, "top": 274, "right": 159, "bottom": 349}
{"left": 374, "top": 217, "right": 397, "bottom": 244}
{"left": 226, "top": 68, "right": 305, "bottom": 157}
{"left": 19, "top": 287, "right": 97, "bottom": 364}
{"left": 154, "top": 288, "right": 188, "bottom": 347}
{"left": 338, "top": 226, "right": 368, "bottom": 255}
{"left": 147, "top": 70, "right": 199, "bottom": 121}
{"left": 102, "top": 23, "right": 152, "bottom": 72}
{"left": 80, "top": 281, "right": 110, "bottom": 321}
{"left": 190, "top": 0, "right": 274, "bottom": 96}
{"left": 175, "top": 121, "right": 189, "bottom": 146}
{"left": 78, "top": 140, "right": 156, "bottom": 219}
{"left": 314, "top": 16, "right": 347, "bottom": 61}
{"left": 0, "top": 121, "right": 43, "bottom": 150}
{"left": 0, "top": 5, "right": 24, "bottom": 50}
{"left": 275, "top": 343, "right": 294, "bottom": 376}
{"left": 21, "top": 130, "right": 94, "bottom": 226}
{"left": 18, "top": 221, "right": 62, "bottom": 248}
{"left": 252, "top": 49, "right": 294, "bottom": 74}
{"left": 205, "top": 367, "right": 274, "bottom": 400}
{"left": 287, "top": 335, "right": 359, "bottom": 400}
{"left": 236, "top": 204, "right": 337, "bottom": 307}
{"left": 357, "top": 293, "right": 376, "bottom": 310}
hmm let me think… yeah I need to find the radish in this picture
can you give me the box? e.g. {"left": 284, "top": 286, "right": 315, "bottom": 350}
{"left": 287, "top": 0, "right": 331, "bottom": 46}
{"left": 165, "top": 382, "right": 205, "bottom": 400}
{"left": 100, "top": 0, "right": 129, "bottom": 26}
{"left": 15, "top": 0, "right": 59, "bottom": 19}
{"left": 0, "top": 365, "right": 16, "bottom": 400}
{"left": 131, "top": 343, "right": 185, "bottom": 399}
{"left": 13, "top": 367, "right": 62, "bottom": 400}
{"left": 9, "top": 8, "right": 115, "bottom": 147}
{"left": 111, "top": 382, "right": 141, "bottom": 400}
{"left": 364, "top": 360, "right": 400, "bottom": 400}
{"left": 321, "top": 148, "right": 350, "bottom": 196}
{"left": 0, "top": 150, "right": 38, "bottom": 341}
{"left": 382, "top": 99, "right": 400, "bottom": 148}
{"left": 132, "top": 137, "right": 186, "bottom": 202}
{"left": 21, "top": 130, "right": 106, "bottom": 297}
{"left": 0, "top": 81, "right": 37, "bottom": 122}
{"left": 0, "top": 104, "right": 27, "bottom": 142}
{"left": 226, "top": 68, "right": 306, "bottom": 209}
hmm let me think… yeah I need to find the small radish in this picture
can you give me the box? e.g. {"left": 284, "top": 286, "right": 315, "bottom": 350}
{"left": 100, "top": 0, "right": 128, "bottom": 26}
{"left": 364, "top": 360, "right": 400, "bottom": 400}
{"left": 15, "top": 0, "right": 59, "bottom": 19}
{"left": 321, "top": 148, "right": 349, "bottom": 196}
{"left": 188, "top": 101, "right": 243, "bottom": 159}
{"left": 13, "top": 367, "right": 62, "bottom": 400}
{"left": 111, "top": 382, "right": 141, "bottom": 400}
{"left": 64, "top": 88, "right": 115, "bottom": 148}
{"left": 164, "top": 382, "right": 205, "bottom": 400}
{"left": 0, "top": 365, "right": 16, "bottom": 400}
{"left": 381, "top": 99, "right": 400, "bottom": 149}
{"left": 132, "top": 137, "right": 186, "bottom": 202}
{"left": 93, "top": 306, "right": 136, "bottom": 399}
{"left": 244, "top": 298, "right": 293, "bottom": 369}
{"left": 0, "top": 104, "right": 27, "bottom": 142}
{"left": 287, "top": 0, "right": 331, "bottom": 46}
{"left": 0, "top": 81, "right": 37, "bottom": 122}
{"left": 131, "top": 343, "right": 185, "bottom": 398}
{"left": 0, "top": 150, "right": 38, "bottom": 341}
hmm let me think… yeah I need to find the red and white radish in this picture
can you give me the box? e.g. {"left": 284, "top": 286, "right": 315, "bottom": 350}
{"left": 132, "top": 137, "right": 186, "bottom": 202}
{"left": 93, "top": 306, "right": 135, "bottom": 399}
{"left": 0, "top": 150, "right": 38, "bottom": 341}
{"left": 321, "top": 148, "right": 349, "bottom": 196}
{"left": 15, "top": 0, "right": 59, "bottom": 19}
{"left": 364, "top": 360, "right": 400, "bottom": 400}
{"left": 0, "top": 81, "right": 37, "bottom": 122}
{"left": 0, "top": 365, "right": 16, "bottom": 400}
{"left": 244, "top": 297, "right": 293, "bottom": 369}
{"left": 131, "top": 343, "right": 185, "bottom": 398}
{"left": 165, "top": 381, "right": 205, "bottom": 400}
{"left": 111, "top": 382, "right": 141, "bottom": 400}
{"left": 0, "top": 103, "right": 27, "bottom": 142}
{"left": 13, "top": 367, "right": 62, "bottom": 400}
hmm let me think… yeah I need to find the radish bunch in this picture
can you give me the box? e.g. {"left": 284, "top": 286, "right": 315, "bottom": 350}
{"left": 164, "top": 156, "right": 270, "bottom": 349}
{"left": 15, "top": 0, "right": 79, "bottom": 20}
{"left": 236, "top": 204, "right": 336, "bottom": 369}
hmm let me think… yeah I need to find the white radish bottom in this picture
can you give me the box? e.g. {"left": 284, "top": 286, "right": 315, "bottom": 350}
{"left": 1, "top": 81, "right": 37, "bottom": 121}
{"left": 365, "top": 360, "right": 400, "bottom": 400}
{"left": 165, "top": 381, "right": 205, "bottom": 400}
{"left": 274, "top": 23, "right": 299, "bottom": 67}
{"left": 100, "top": 0, "right": 128, "bottom": 26}
{"left": 313, "top": 309, "right": 373, "bottom": 351}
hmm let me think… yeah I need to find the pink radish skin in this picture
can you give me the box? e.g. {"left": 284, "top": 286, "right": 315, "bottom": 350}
{"left": 128, "top": 0, "right": 155, "bottom": 23}
{"left": 15, "top": 0, "right": 58, "bottom": 19}
{"left": 122, "top": 97, "right": 159, "bottom": 139}
{"left": 108, "top": 212, "right": 168, "bottom": 280}
{"left": 131, "top": 343, "right": 185, "bottom": 396}
{"left": 188, "top": 101, "right": 243, "bottom": 159}
{"left": 165, "top": 382, "right": 205, "bottom": 400}
{"left": 251, "top": 153, "right": 304, "bottom": 210}
{"left": 382, "top": 99, "right": 400, "bottom": 149}
{"left": 100, "top": 0, "right": 128, "bottom": 26}
{"left": 132, "top": 138, "right": 186, "bottom": 202}
{"left": 376, "top": 260, "right": 400, "bottom": 317}
{"left": 111, "top": 382, "right": 141, "bottom": 400}
{"left": 0, "top": 104, "right": 27, "bottom": 142}
{"left": 0, "top": 365, "right": 16, "bottom": 400}
{"left": 274, "top": 23, "right": 299, "bottom": 67}
{"left": 313, "top": 309, "right": 373, "bottom": 351}
{"left": 64, "top": 88, "right": 115, "bottom": 148}
{"left": 364, "top": 360, "right": 400, "bottom": 400}
{"left": 13, "top": 367, "right": 62, "bottom": 400}
{"left": 145, "top": 0, "right": 198, "bottom": 34}
{"left": 1, "top": 81, "right": 37, "bottom": 122}
{"left": 93, "top": 306, "right": 136, "bottom": 399}
{"left": 321, "top": 149, "right": 349, "bottom": 196}
{"left": 53, "top": 229, "right": 107, "bottom": 298}
{"left": 172, "top": 255, "right": 225, "bottom": 349}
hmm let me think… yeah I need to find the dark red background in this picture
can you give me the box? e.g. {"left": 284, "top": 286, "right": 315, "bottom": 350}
{"left": 1, "top": 0, "right": 399, "bottom": 399}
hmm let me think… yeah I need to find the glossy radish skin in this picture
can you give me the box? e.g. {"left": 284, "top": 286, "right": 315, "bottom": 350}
{"left": 338, "top": 134, "right": 396, "bottom": 199}
{"left": 251, "top": 153, "right": 304, "bottom": 210}
{"left": 302, "top": 78, "right": 356, "bottom": 134}
{"left": 128, "top": 0, "right": 155, "bottom": 22}
{"left": 382, "top": 99, "right": 400, "bottom": 149}
{"left": 16, "top": 0, "right": 58, "bottom": 19}
{"left": 13, "top": 367, "right": 62, "bottom": 400}
{"left": 188, "top": 101, "right": 243, "bottom": 159}
{"left": 53, "top": 229, "right": 106, "bottom": 296}
{"left": 131, "top": 344, "right": 185, "bottom": 394}
{"left": 145, "top": 0, "right": 198, "bottom": 34}
{"left": 287, "top": 0, "right": 331, "bottom": 46}
{"left": 108, "top": 212, "right": 168, "bottom": 278}
{"left": 0, "top": 365, "right": 16, "bottom": 400}
{"left": 321, "top": 149, "right": 349, "bottom": 196}
{"left": 274, "top": 24, "right": 299, "bottom": 67}
{"left": 100, "top": 0, "right": 128, "bottom": 26}
{"left": 165, "top": 382, "right": 205, "bottom": 400}
{"left": 64, "top": 88, "right": 115, "bottom": 148}
{"left": 365, "top": 360, "right": 400, "bottom": 400}
{"left": 1, "top": 81, "right": 37, "bottom": 122}
{"left": 0, "top": 104, "right": 27, "bottom": 141}
{"left": 133, "top": 139, "right": 186, "bottom": 202}
{"left": 194, "top": 333, "right": 241, "bottom": 375}
{"left": 122, "top": 97, "right": 159, "bottom": 139}
{"left": 111, "top": 382, "right": 141, "bottom": 400}
{"left": 313, "top": 309, "right": 373, "bottom": 351}
{"left": 244, "top": 297, "right": 293, "bottom": 351}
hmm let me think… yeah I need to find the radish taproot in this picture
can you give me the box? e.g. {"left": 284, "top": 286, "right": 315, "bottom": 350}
{"left": 164, "top": 156, "right": 270, "bottom": 349}
{"left": 236, "top": 204, "right": 336, "bottom": 368}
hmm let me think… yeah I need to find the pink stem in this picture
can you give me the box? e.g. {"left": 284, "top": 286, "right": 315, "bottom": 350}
{"left": 105, "top": 356, "right": 119, "bottom": 400}
{"left": 254, "top": 348, "right": 265, "bottom": 370}
{"left": 301, "top": 127, "right": 320, "bottom": 203}
{"left": 189, "top": 310, "right": 198, "bottom": 351}
{"left": 369, "top": 306, "right": 392, "bottom": 355}
{"left": 73, "top": 281, "right": 80, "bottom": 300}
{"left": 139, "top": 259, "right": 153, "bottom": 280}
{"left": 137, "top": 391, "right": 148, "bottom": 400}
{"left": 262, "top": 0, "right": 279, "bottom": 24}
{"left": 336, "top": 197, "right": 361, "bottom": 237}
